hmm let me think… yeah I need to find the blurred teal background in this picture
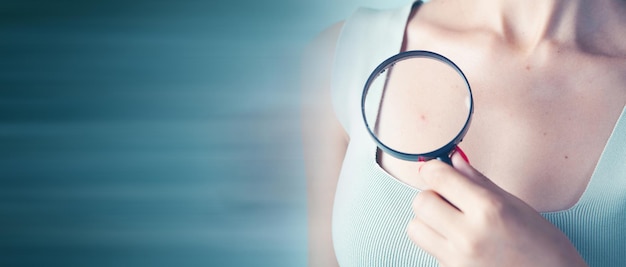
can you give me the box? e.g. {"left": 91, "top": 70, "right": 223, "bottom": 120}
{"left": 0, "top": 0, "right": 406, "bottom": 266}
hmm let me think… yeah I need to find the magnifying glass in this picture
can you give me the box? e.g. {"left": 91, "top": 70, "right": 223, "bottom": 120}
{"left": 361, "top": 50, "right": 473, "bottom": 165}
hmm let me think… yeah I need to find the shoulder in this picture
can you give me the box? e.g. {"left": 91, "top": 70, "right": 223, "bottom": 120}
{"left": 302, "top": 21, "right": 344, "bottom": 88}
{"left": 301, "top": 20, "right": 344, "bottom": 115}
{"left": 301, "top": 20, "right": 349, "bottom": 142}
{"left": 302, "top": 21, "right": 344, "bottom": 74}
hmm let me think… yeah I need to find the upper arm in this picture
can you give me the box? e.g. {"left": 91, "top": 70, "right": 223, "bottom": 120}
{"left": 301, "top": 21, "right": 348, "bottom": 267}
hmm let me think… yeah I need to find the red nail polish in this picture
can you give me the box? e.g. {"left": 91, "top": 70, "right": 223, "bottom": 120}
{"left": 456, "top": 147, "right": 470, "bottom": 163}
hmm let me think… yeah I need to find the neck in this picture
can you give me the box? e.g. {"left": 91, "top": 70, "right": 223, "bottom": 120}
{"left": 469, "top": 0, "right": 626, "bottom": 54}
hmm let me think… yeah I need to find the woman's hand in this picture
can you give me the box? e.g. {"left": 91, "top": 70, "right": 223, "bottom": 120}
{"left": 406, "top": 152, "right": 588, "bottom": 267}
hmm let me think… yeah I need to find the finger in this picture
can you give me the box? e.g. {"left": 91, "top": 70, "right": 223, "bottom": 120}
{"left": 406, "top": 216, "right": 447, "bottom": 260}
{"left": 412, "top": 190, "right": 463, "bottom": 238}
{"left": 455, "top": 146, "right": 470, "bottom": 164}
{"left": 451, "top": 151, "right": 502, "bottom": 193}
{"left": 418, "top": 159, "right": 492, "bottom": 211}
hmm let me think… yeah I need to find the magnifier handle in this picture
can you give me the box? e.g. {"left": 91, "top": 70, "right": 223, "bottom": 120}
{"left": 436, "top": 156, "right": 453, "bottom": 166}
{"left": 436, "top": 146, "right": 469, "bottom": 166}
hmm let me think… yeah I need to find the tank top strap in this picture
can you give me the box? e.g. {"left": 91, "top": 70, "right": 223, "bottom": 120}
{"left": 331, "top": 1, "right": 420, "bottom": 135}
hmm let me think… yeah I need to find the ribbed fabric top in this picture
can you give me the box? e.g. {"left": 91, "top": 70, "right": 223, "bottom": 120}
{"left": 330, "top": 1, "right": 626, "bottom": 266}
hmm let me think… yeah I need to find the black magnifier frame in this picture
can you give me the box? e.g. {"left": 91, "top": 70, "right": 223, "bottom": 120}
{"left": 361, "top": 50, "right": 474, "bottom": 165}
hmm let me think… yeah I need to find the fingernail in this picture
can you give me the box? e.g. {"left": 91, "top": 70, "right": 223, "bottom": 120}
{"left": 455, "top": 147, "right": 469, "bottom": 163}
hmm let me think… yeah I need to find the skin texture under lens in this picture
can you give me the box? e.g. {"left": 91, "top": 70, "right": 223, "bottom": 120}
{"left": 364, "top": 54, "right": 471, "bottom": 156}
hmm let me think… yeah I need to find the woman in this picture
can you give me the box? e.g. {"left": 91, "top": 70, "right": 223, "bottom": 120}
{"left": 302, "top": 0, "right": 626, "bottom": 266}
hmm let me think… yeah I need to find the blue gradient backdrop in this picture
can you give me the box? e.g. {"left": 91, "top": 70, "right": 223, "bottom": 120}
{"left": 0, "top": 0, "right": 406, "bottom": 266}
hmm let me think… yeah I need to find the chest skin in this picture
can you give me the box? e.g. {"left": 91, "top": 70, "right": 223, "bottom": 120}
{"left": 376, "top": 8, "right": 626, "bottom": 213}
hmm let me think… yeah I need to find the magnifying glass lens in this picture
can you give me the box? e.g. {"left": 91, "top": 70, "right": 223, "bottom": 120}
{"left": 363, "top": 52, "right": 472, "bottom": 160}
